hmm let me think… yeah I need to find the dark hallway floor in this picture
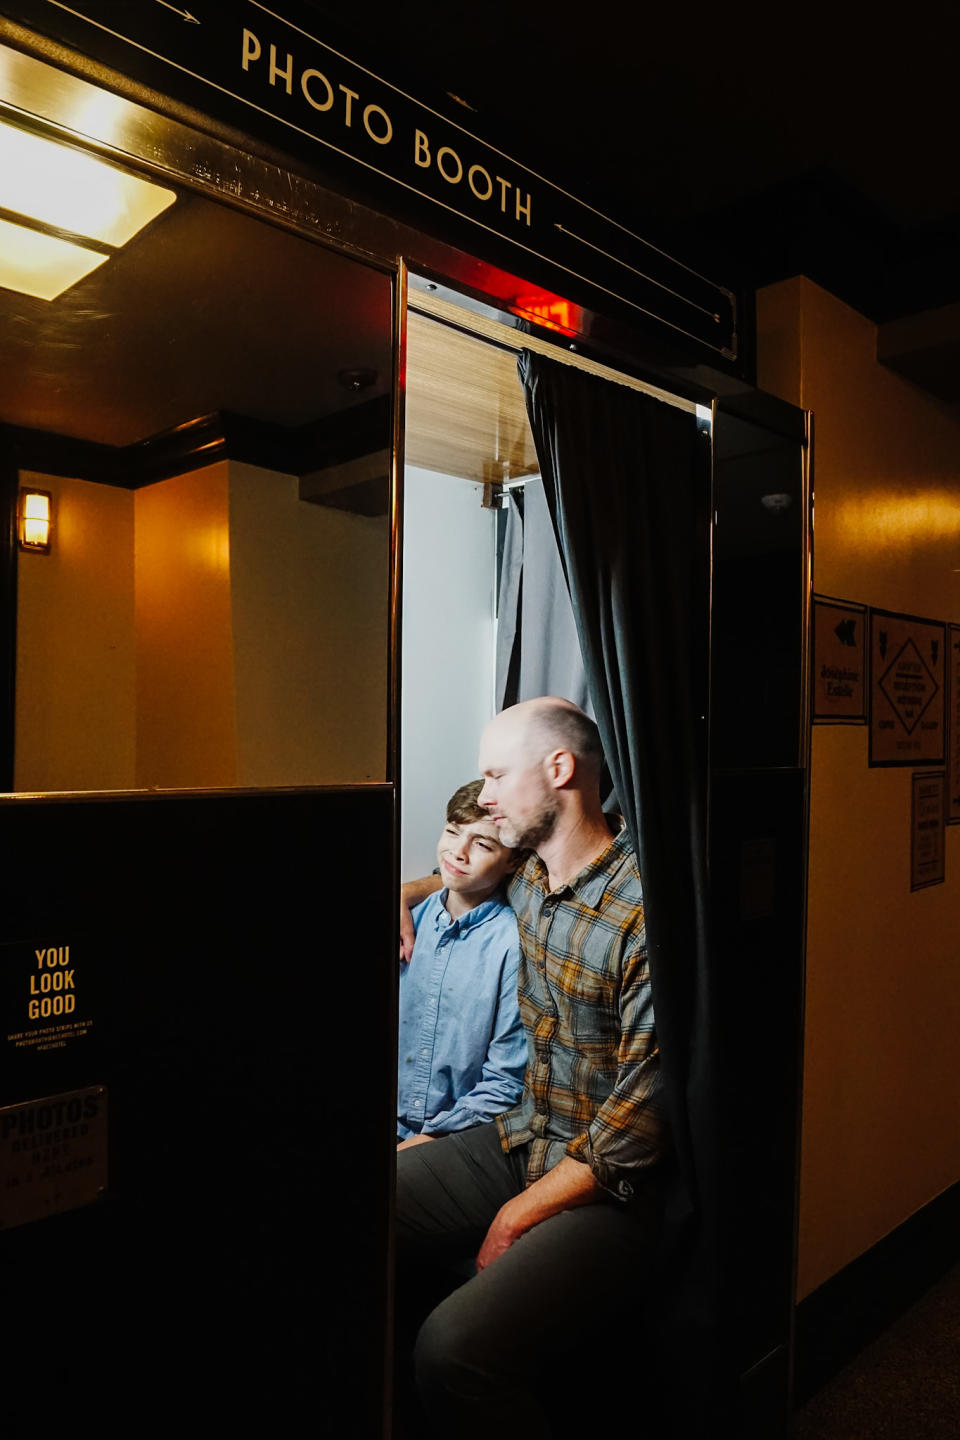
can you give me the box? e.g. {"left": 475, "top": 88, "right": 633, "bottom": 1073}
{"left": 792, "top": 1262, "right": 960, "bottom": 1439}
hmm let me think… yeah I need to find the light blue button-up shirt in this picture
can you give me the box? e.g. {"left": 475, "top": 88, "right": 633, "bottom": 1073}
{"left": 397, "top": 889, "right": 526, "bottom": 1139}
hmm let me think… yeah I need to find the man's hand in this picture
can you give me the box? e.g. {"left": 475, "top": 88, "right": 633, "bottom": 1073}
{"left": 397, "top": 1133, "right": 436, "bottom": 1151}
{"left": 400, "top": 875, "right": 442, "bottom": 961}
{"left": 476, "top": 1194, "right": 528, "bottom": 1270}
{"left": 475, "top": 1156, "right": 602, "bottom": 1270}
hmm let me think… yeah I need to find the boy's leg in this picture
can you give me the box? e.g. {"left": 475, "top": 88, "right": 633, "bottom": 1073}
{"left": 413, "top": 1182, "right": 662, "bottom": 1440}
{"left": 395, "top": 1121, "right": 527, "bottom": 1264}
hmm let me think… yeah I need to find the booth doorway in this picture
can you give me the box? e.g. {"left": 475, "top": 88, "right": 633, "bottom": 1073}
{"left": 398, "top": 283, "right": 811, "bottom": 1436}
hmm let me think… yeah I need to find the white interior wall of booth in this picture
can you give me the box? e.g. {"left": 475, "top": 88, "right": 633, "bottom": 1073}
{"left": 400, "top": 465, "right": 498, "bottom": 878}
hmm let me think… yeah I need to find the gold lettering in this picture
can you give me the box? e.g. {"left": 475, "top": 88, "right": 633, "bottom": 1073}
{"left": 414, "top": 129, "right": 431, "bottom": 168}
{"left": 362, "top": 103, "right": 393, "bottom": 145}
{"left": 468, "top": 164, "right": 493, "bottom": 201}
{"left": 515, "top": 190, "right": 532, "bottom": 226}
{"left": 241, "top": 29, "right": 262, "bottom": 72}
{"left": 268, "top": 44, "right": 294, "bottom": 95}
{"left": 437, "top": 146, "right": 463, "bottom": 184}
{"left": 301, "top": 68, "right": 334, "bottom": 111}
{"left": 495, "top": 176, "right": 511, "bottom": 212}
{"left": 339, "top": 84, "right": 359, "bottom": 126}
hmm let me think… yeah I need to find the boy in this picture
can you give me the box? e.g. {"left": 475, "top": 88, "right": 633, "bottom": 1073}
{"left": 397, "top": 780, "right": 525, "bottom": 1148}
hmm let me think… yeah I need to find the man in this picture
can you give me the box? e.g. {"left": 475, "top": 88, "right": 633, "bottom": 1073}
{"left": 396, "top": 697, "right": 665, "bottom": 1437}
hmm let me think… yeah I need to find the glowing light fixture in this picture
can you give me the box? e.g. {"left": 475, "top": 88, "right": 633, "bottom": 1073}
{"left": 0, "top": 118, "right": 175, "bottom": 246}
{"left": 0, "top": 216, "right": 107, "bottom": 301}
{"left": 515, "top": 292, "right": 580, "bottom": 336}
{"left": 19, "top": 488, "right": 52, "bottom": 553}
{"left": 0, "top": 117, "right": 175, "bottom": 301}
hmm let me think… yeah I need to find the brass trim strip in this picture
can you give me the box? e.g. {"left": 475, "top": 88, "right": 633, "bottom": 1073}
{"left": 0, "top": 36, "right": 397, "bottom": 272}
{"left": 387, "top": 262, "right": 408, "bottom": 789}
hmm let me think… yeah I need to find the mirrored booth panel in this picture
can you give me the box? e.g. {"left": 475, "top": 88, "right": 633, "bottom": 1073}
{"left": 0, "top": 76, "right": 399, "bottom": 1437}
{"left": 2, "top": 133, "right": 393, "bottom": 793}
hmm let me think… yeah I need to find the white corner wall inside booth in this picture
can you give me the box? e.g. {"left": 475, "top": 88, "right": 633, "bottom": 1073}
{"left": 400, "top": 305, "right": 540, "bottom": 877}
{"left": 400, "top": 465, "right": 498, "bottom": 878}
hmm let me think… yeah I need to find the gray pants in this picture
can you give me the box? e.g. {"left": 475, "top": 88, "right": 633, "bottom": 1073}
{"left": 394, "top": 1121, "right": 661, "bottom": 1438}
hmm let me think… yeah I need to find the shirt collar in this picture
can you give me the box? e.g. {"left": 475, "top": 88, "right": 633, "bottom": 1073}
{"left": 435, "top": 888, "right": 506, "bottom": 934}
{"left": 526, "top": 818, "right": 632, "bottom": 910}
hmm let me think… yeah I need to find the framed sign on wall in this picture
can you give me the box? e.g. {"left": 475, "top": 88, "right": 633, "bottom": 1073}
{"left": 869, "top": 609, "right": 945, "bottom": 767}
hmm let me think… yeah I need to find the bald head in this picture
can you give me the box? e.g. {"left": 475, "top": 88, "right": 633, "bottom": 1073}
{"left": 492, "top": 698, "right": 604, "bottom": 784}
{"left": 477, "top": 698, "right": 605, "bottom": 850}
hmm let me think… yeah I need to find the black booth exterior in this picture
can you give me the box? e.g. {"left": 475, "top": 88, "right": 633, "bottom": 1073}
{"left": 0, "top": 7, "right": 811, "bottom": 1437}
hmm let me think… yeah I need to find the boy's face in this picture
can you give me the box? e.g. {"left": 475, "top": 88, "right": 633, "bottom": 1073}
{"left": 436, "top": 816, "right": 514, "bottom": 906}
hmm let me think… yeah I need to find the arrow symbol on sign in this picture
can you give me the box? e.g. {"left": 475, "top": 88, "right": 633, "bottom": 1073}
{"left": 834, "top": 618, "right": 857, "bottom": 647}
{"left": 155, "top": 1, "right": 200, "bottom": 21}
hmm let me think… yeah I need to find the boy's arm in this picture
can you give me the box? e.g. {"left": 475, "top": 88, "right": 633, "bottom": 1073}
{"left": 400, "top": 874, "right": 442, "bottom": 961}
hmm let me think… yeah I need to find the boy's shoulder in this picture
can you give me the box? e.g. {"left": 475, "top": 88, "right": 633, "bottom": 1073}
{"left": 412, "top": 887, "right": 517, "bottom": 940}
{"left": 411, "top": 888, "right": 444, "bottom": 930}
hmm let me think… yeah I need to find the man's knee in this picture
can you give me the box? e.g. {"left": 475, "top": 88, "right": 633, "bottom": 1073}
{"left": 414, "top": 1297, "right": 483, "bottom": 1399}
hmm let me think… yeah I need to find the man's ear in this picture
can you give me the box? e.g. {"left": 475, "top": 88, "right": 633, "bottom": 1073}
{"left": 546, "top": 749, "right": 575, "bottom": 788}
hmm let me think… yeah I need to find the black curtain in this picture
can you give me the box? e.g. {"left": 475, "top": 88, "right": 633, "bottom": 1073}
{"left": 519, "top": 350, "right": 725, "bottom": 1431}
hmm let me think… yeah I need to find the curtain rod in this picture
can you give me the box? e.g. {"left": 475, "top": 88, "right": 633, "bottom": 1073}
{"left": 408, "top": 290, "right": 699, "bottom": 416}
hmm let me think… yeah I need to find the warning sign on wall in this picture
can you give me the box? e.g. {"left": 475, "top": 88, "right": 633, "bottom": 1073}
{"left": 869, "top": 609, "right": 946, "bottom": 766}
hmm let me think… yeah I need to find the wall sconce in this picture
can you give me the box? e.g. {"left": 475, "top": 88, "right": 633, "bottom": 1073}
{"left": 19, "top": 488, "right": 52, "bottom": 554}
{"left": 0, "top": 117, "right": 175, "bottom": 301}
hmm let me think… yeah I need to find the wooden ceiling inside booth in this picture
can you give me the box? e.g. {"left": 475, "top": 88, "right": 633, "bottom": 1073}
{"left": 405, "top": 311, "right": 540, "bottom": 484}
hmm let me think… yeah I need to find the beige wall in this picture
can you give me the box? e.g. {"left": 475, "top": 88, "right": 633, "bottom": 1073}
{"left": 228, "top": 462, "right": 388, "bottom": 786}
{"left": 134, "top": 462, "right": 238, "bottom": 789}
{"left": 757, "top": 277, "right": 960, "bottom": 1299}
{"left": 16, "top": 460, "right": 387, "bottom": 793}
{"left": 15, "top": 471, "right": 136, "bottom": 792}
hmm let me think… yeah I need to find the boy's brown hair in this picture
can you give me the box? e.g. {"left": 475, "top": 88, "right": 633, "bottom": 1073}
{"left": 445, "top": 779, "right": 487, "bottom": 826}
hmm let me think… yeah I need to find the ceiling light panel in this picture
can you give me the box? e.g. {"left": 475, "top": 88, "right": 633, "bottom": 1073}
{"left": 0, "top": 118, "right": 175, "bottom": 246}
{"left": 0, "top": 215, "right": 108, "bottom": 300}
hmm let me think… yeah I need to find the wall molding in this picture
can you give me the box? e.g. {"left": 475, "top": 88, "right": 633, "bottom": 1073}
{"left": 793, "top": 1179, "right": 960, "bottom": 1404}
{"left": 5, "top": 393, "right": 391, "bottom": 514}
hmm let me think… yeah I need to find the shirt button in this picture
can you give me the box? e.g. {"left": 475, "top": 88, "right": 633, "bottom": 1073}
{"left": 421, "top": 1049, "right": 429, "bottom": 1057}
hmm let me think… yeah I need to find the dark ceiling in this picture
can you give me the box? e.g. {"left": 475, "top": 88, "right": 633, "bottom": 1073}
{"left": 0, "top": 191, "right": 392, "bottom": 446}
{"left": 317, "top": 1, "right": 960, "bottom": 329}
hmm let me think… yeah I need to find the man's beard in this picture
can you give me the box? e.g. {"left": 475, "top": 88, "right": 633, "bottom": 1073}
{"left": 499, "top": 801, "right": 559, "bottom": 852}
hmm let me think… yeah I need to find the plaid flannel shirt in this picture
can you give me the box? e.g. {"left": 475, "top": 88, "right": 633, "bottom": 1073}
{"left": 496, "top": 821, "right": 664, "bottom": 1199}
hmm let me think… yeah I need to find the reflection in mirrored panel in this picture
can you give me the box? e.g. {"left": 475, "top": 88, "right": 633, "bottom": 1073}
{"left": 4, "top": 166, "right": 394, "bottom": 793}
